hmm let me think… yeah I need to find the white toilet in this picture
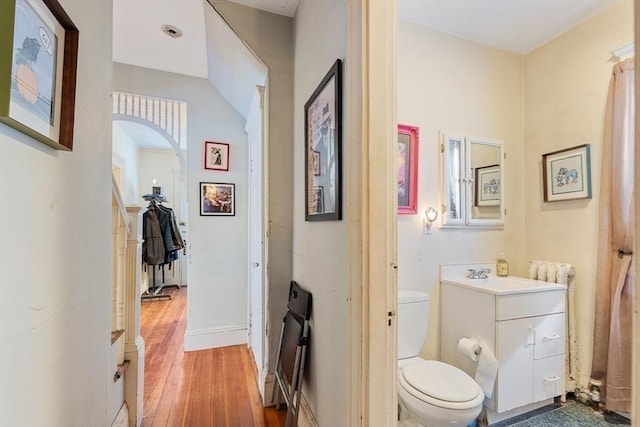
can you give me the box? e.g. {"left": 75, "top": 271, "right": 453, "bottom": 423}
{"left": 397, "top": 290, "right": 484, "bottom": 426}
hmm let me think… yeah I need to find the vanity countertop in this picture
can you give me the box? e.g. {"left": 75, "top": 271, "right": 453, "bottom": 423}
{"left": 440, "top": 264, "right": 567, "bottom": 296}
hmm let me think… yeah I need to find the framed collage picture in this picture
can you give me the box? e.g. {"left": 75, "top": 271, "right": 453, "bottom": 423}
{"left": 304, "top": 59, "right": 342, "bottom": 221}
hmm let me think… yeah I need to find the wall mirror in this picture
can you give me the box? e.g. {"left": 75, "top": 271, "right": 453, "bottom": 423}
{"left": 441, "top": 133, "right": 504, "bottom": 228}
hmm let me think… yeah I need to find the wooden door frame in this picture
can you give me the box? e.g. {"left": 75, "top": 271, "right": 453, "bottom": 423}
{"left": 633, "top": 5, "right": 639, "bottom": 424}
{"left": 347, "top": 0, "right": 398, "bottom": 425}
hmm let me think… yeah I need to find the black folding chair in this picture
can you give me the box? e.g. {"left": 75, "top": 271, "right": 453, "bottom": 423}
{"left": 271, "top": 281, "right": 312, "bottom": 427}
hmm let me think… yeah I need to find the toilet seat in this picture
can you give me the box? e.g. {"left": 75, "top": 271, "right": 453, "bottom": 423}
{"left": 399, "top": 359, "right": 484, "bottom": 410}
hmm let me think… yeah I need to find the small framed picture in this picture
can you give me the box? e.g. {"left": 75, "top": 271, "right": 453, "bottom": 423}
{"left": 311, "top": 186, "right": 324, "bottom": 213}
{"left": 475, "top": 165, "right": 501, "bottom": 206}
{"left": 311, "top": 150, "right": 321, "bottom": 176}
{"left": 200, "top": 182, "right": 235, "bottom": 216}
{"left": 204, "top": 141, "right": 230, "bottom": 171}
{"left": 542, "top": 144, "right": 592, "bottom": 202}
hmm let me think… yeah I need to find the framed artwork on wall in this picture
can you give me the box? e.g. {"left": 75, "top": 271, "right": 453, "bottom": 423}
{"left": 204, "top": 141, "right": 230, "bottom": 171}
{"left": 475, "top": 164, "right": 500, "bottom": 206}
{"left": 397, "top": 124, "right": 419, "bottom": 214}
{"left": 200, "top": 182, "right": 235, "bottom": 216}
{"left": 542, "top": 144, "right": 592, "bottom": 202}
{"left": 304, "top": 58, "right": 342, "bottom": 221}
{"left": 0, "top": 0, "right": 79, "bottom": 151}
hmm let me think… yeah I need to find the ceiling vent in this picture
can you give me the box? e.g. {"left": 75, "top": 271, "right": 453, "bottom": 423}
{"left": 161, "top": 24, "right": 183, "bottom": 39}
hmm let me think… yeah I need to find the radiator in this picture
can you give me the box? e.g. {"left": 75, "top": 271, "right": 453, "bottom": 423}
{"left": 529, "top": 260, "right": 577, "bottom": 396}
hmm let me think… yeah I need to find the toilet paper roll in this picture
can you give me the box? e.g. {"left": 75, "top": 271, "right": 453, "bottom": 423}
{"left": 474, "top": 337, "right": 498, "bottom": 399}
{"left": 457, "top": 337, "right": 482, "bottom": 362}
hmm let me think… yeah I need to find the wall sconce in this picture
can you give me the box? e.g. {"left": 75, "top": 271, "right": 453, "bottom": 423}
{"left": 423, "top": 207, "right": 438, "bottom": 234}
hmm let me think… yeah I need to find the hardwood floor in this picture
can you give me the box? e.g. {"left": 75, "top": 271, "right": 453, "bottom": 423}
{"left": 141, "top": 287, "right": 287, "bottom": 426}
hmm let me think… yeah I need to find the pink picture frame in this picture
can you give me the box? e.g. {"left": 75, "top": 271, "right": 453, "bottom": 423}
{"left": 397, "top": 124, "right": 419, "bottom": 214}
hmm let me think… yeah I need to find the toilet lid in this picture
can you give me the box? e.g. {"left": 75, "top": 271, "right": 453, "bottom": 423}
{"left": 401, "top": 360, "right": 480, "bottom": 403}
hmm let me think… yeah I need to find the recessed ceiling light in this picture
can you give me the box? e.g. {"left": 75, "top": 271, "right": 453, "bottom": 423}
{"left": 161, "top": 24, "right": 183, "bottom": 39}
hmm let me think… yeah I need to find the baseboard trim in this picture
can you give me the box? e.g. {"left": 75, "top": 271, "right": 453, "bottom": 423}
{"left": 262, "top": 373, "right": 318, "bottom": 427}
{"left": 263, "top": 373, "right": 278, "bottom": 407}
{"left": 184, "top": 325, "right": 247, "bottom": 351}
{"left": 298, "top": 393, "right": 319, "bottom": 427}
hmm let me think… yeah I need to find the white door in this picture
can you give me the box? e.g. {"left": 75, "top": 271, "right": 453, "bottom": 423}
{"left": 247, "top": 87, "right": 266, "bottom": 395}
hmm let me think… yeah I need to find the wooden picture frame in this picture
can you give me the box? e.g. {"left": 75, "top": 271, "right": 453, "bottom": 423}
{"left": 475, "top": 164, "right": 500, "bottom": 206}
{"left": 397, "top": 124, "right": 419, "bottom": 214}
{"left": 542, "top": 144, "right": 592, "bottom": 202}
{"left": 200, "top": 182, "right": 235, "bottom": 216}
{"left": 204, "top": 141, "right": 230, "bottom": 171}
{"left": 0, "top": 0, "right": 79, "bottom": 150}
{"left": 304, "top": 59, "right": 342, "bottom": 221}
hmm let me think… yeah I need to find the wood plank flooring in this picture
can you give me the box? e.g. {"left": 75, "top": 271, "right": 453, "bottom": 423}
{"left": 141, "top": 287, "right": 287, "bottom": 427}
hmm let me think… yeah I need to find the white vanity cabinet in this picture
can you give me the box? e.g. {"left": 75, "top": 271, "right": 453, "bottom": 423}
{"left": 495, "top": 310, "right": 565, "bottom": 411}
{"left": 439, "top": 266, "right": 567, "bottom": 422}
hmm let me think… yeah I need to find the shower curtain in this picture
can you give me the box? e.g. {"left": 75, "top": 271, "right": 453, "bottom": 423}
{"left": 591, "top": 58, "right": 635, "bottom": 413}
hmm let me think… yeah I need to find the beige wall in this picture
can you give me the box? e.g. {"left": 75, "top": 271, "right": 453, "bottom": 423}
{"left": 211, "top": 0, "right": 295, "bottom": 373}
{"left": 0, "top": 1, "right": 117, "bottom": 425}
{"left": 292, "top": 0, "right": 348, "bottom": 424}
{"left": 397, "top": 23, "right": 525, "bottom": 359}
{"left": 113, "top": 63, "right": 251, "bottom": 348}
{"left": 523, "top": 1, "right": 633, "bottom": 390}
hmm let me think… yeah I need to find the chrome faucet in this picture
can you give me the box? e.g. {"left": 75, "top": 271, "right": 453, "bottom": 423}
{"left": 467, "top": 268, "right": 492, "bottom": 279}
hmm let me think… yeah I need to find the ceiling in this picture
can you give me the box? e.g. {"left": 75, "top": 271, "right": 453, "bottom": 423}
{"left": 112, "top": 0, "right": 622, "bottom": 149}
{"left": 397, "top": 0, "right": 621, "bottom": 55}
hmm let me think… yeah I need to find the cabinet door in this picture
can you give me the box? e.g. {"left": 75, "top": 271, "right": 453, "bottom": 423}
{"left": 533, "top": 354, "right": 565, "bottom": 401}
{"left": 533, "top": 313, "right": 565, "bottom": 360}
{"left": 496, "top": 318, "right": 534, "bottom": 412}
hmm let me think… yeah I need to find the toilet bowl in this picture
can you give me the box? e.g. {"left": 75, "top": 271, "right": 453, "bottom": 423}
{"left": 397, "top": 290, "right": 484, "bottom": 427}
{"left": 398, "top": 358, "right": 483, "bottom": 426}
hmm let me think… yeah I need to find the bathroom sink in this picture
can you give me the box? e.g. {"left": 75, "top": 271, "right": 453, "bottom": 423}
{"left": 440, "top": 264, "right": 567, "bottom": 295}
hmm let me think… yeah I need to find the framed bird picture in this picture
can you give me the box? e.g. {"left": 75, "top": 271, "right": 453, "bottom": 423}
{"left": 0, "top": 0, "right": 79, "bottom": 150}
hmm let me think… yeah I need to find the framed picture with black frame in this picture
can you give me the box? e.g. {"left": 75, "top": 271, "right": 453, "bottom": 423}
{"left": 304, "top": 59, "right": 342, "bottom": 221}
{"left": 200, "top": 182, "right": 235, "bottom": 216}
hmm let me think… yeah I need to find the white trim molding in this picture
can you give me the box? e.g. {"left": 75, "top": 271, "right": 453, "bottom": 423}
{"left": 184, "top": 325, "right": 247, "bottom": 351}
{"left": 347, "top": 0, "right": 398, "bottom": 425}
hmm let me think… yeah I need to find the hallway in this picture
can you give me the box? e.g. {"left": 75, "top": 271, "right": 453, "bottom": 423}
{"left": 141, "top": 287, "right": 286, "bottom": 426}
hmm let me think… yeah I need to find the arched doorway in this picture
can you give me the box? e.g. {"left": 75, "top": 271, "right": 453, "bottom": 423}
{"left": 111, "top": 91, "right": 189, "bottom": 425}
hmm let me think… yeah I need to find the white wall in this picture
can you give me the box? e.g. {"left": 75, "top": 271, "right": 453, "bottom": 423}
{"left": 113, "top": 63, "right": 250, "bottom": 350}
{"left": 112, "top": 123, "right": 140, "bottom": 204}
{"left": 210, "top": 0, "right": 295, "bottom": 377}
{"left": 397, "top": 23, "right": 525, "bottom": 359}
{"left": 137, "top": 148, "right": 180, "bottom": 208}
{"left": 523, "top": 1, "right": 633, "bottom": 389}
{"left": 0, "top": 0, "right": 116, "bottom": 425}
{"left": 292, "top": 0, "right": 348, "bottom": 424}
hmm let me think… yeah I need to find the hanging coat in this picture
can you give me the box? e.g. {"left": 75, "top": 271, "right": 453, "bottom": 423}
{"left": 142, "top": 206, "right": 165, "bottom": 265}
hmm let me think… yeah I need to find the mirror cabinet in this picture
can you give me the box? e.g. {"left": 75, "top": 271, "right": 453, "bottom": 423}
{"left": 441, "top": 133, "right": 504, "bottom": 228}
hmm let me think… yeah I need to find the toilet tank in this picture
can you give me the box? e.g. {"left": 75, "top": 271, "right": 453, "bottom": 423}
{"left": 398, "top": 290, "right": 430, "bottom": 360}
